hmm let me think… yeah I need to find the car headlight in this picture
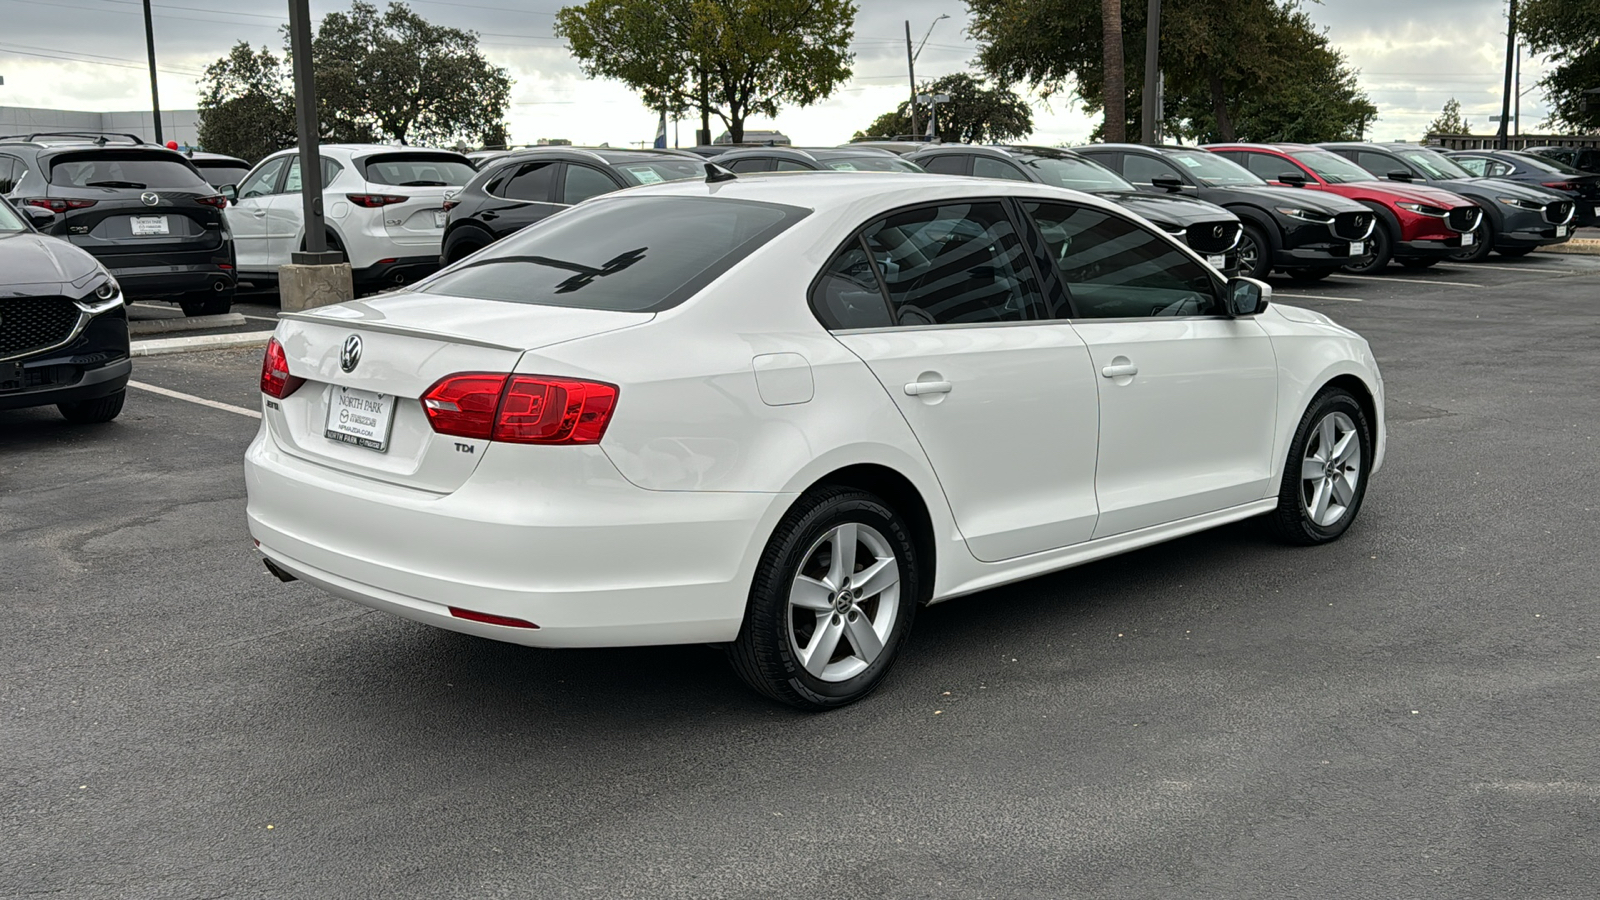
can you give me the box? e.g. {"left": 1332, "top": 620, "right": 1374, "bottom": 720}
{"left": 74, "top": 276, "right": 123, "bottom": 314}
{"left": 1498, "top": 196, "right": 1544, "bottom": 211}
{"left": 1276, "top": 207, "right": 1335, "bottom": 224}
{"left": 95, "top": 280, "right": 120, "bottom": 301}
{"left": 1395, "top": 201, "right": 1447, "bottom": 217}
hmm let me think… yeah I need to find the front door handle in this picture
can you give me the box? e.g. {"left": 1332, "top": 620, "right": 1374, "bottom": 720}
{"left": 1100, "top": 363, "right": 1139, "bottom": 378}
{"left": 249, "top": 209, "right": 266, "bottom": 217}
{"left": 904, "top": 380, "right": 952, "bottom": 396}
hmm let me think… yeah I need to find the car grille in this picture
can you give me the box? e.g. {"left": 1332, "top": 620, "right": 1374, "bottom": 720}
{"left": 1544, "top": 200, "right": 1575, "bottom": 225}
{"left": 1446, "top": 206, "right": 1482, "bottom": 232}
{"left": 0, "top": 296, "right": 81, "bottom": 359}
{"left": 1332, "top": 211, "right": 1374, "bottom": 241}
{"left": 1185, "top": 221, "right": 1242, "bottom": 254}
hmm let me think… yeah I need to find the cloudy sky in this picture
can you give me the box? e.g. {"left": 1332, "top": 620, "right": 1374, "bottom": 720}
{"left": 0, "top": 0, "right": 1540, "bottom": 147}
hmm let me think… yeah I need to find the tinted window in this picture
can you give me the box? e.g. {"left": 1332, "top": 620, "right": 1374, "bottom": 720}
{"left": 1024, "top": 201, "right": 1219, "bottom": 318}
{"left": 861, "top": 201, "right": 1041, "bottom": 327}
{"left": 812, "top": 240, "right": 892, "bottom": 329}
{"left": 0, "top": 155, "right": 18, "bottom": 194}
{"left": 1289, "top": 149, "right": 1378, "bottom": 184}
{"left": 727, "top": 158, "right": 773, "bottom": 173}
{"left": 237, "top": 157, "right": 287, "bottom": 200}
{"left": 1123, "top": 154, "right": 1182, "bottom": 186}
{"left": 1162, "top": 150, "right": 1262, "bottom": 186}
{"left": 1354, "top": 151, "right": 1396, "bottom": 177}
{"left": 918, "top": 154, "right": 967, "bottom": 176}
{"left": 610, "top": 158, "right": 706, "bottom": 185}
{"left": 283, "top": 157, "right": 341, "bottom": 193}
{"left": 195, "top": 163, "right": 251, "bottom": 187}
{"left": 419, "top": 196, "right": 806, "bottom": 312}
{"left": 1395, "top": 148, "right": 1472, "bottom": 179}
{"left": 774, "top": 159, "right": 813, "bottom": 172}
{"left": 499, "top": 161, "right": 558, "bottom": 202}
{"left": 1506, "top": 152, "right": 1579, "bottom": 175}
{"left": 1019, "top": 155, "right": 1134, "bottom": 191}
{"left": 972, "top": 156, "right": 1031, "bottom": 182}
{"left": 362, "top": 153, "right": 475, "bottom": 186}
{"left": 1242, "top": 152, "right": 1296, "bottom": 181}
{"left": 1486, "top": 160, "right": 1514, "bottom": 177}
{"left": 48, "top": 151, "right": 206, "bottom": 189}
{"left": 823, "top": 156, "right": 921, "bottom": 173}
{"left": 562, "top": 164, "right": 618, "bottom": 203}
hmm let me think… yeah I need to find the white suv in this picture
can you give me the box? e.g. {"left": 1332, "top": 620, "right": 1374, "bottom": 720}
{"left": 222, "top": 145, "right": 475, "bottom": 290}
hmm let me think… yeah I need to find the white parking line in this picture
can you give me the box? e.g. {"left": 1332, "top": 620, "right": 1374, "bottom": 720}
{"left": 1330, "top": 274, "right": 1482, "bottom": 288}
{"left": 1435, "top": 263, "right": 1574, "bottom": 275}
{"left": 128, "top": 380, "right": 262, "bottom": 419}
{"left": 1275, "top": 293, "right": 1364, "bottom": 302}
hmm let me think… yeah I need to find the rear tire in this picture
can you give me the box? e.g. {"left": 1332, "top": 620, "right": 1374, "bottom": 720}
{"left": 178, "top": 293, "right": 233, "bottom": 317}
{"left": 58, "top": 389, "right": 125, "bottom": 424}
{"left": 1266, "top": 387, "right": 1373, "bottom": 546}
{"left": 730, "top": 486, "right": 920, "bottom": 710}
{"left": 1342, "top": 220, "right": 1394, "bottom": 274}
{"left": 1448, "top": 219, "right": 1494, "bottom": 262}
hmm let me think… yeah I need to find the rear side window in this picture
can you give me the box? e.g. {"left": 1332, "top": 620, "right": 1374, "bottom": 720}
{"left": 972, "top": 157, "right": 1030, "bottom": 182}
{"left": 419, "top": 196, "right": 807, "bottom": 312}
{"left": 918, "top": 154, "right": 968, "bottom": 176}
{"left": 48, "top": 151, "right": 207, "bottom": 189}
{"left": 1024, "top": 201, "right": 1219, "bottom": 318}
{"left": 561, "top": 164, "right": 617, "bottom": 204}
{"left": 726, "top": 158, "right": 773, "bottom": 173}
{"left": 362, "top": 153, "right": 475, "bottom": 187}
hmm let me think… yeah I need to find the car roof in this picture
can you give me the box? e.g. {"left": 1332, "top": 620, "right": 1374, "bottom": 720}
{"left": 1203, "top": 142, "right": 1320, "bottom": 153}
{"left": 483, "top": 146, "right": 699, "bottom": 166}
{"left": 1075, "top": 143, "right": 1198, "bottom": 155}
{"left": 266, "top": 144, "right": 472, "bottom": 162}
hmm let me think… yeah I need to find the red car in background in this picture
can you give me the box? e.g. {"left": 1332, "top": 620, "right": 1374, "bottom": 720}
{"left": 1205, "top": 143, "right": 1482, "bottom": 273}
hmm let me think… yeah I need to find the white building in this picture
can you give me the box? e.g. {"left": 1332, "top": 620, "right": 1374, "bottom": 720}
{"left": 0, "top": 105, "right": 201, "bottom": 148}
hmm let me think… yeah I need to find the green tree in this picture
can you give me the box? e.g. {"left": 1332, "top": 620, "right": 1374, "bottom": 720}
{"left": 195, "top": 43, "right": 296, "bottom": 162}
{"left": 968, "top": 0, "right": 1377, "bottom": 144}
{"left": 1519, "top": 0, "right": 1600, "bottom": 132}
{"left": 311, "top": 1, "right": 512, "bottom": 146}
{"left": 1426, "top": 98, "right": 1473, "bottom": 136}
{"left": 852, "top": 73, "right": 1034, "bottom": 143}
{"left": 556, "top": 0, "right": 856, "bottom": 144}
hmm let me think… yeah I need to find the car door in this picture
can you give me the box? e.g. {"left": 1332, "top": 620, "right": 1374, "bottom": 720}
{"left": 270, "top": 157, "right": 342, "bottom": 265}
{"left": 825, "top": 199, "right": 1102, "bottom": 561}
{"left": 227, "top": 156, "right": 287, "bottom": 271}
{"left": 1020, "top": 199, "right": 1278, "bottom": 538}
{"left": 478, "top": 159, "right": 562, "bottom": 238}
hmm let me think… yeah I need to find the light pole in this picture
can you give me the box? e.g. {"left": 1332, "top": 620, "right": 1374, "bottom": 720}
{"left": 142, "top": 0, "right": 163, "bottom": 145}
{"left": 918, "top": 92, "right": 951, "bottom": 140}
{"left": 905, "top": 14, "right": 948, "bottom": 140}
{"left": 1497, "top": 0, "right": 1516, "bottom": 150}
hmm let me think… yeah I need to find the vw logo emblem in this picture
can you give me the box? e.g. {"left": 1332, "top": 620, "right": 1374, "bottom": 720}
{"left": 339, "top": 335, "right": 363, "bottom": 373}
{"left": 140, "top": 191, "right": 160, "bottom": 206}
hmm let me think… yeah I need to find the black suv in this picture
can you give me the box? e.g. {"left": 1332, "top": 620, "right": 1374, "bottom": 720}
{"left": 0, "top": 198, "right": 130, "bottom": 423}
{"left": 0, "top": 133, "right": 236, "bottom": 315}
{"left": 1073, "top": 143, "right": 1375, "bottom": 281}
{"left": 1444, "top": 149, "right": 1599, "bottom": 228}
{"left": 906, "top": 144, "right": 1244, "bottom": 274}
{"left": 713, "top": 146, "right": 925, "bottom": 173}
{"left": 184, "top": 150, "right": 252, "bottom": 189}
{"left": 1319, "top": 142, "right": 1575, "bottom": 260}
{"left": 441, "top": 148, "right": 706, "bottom": 264}
{"left": 1526, "top": 146, "right": 1600, "bottom": 175}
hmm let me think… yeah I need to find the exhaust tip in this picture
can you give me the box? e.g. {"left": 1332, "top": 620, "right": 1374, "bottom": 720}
{"left": 263, "top": 557, "right": 298, "bottom": 583}
{"left": 213, "top": 280, "right": 228, "bottom": 292}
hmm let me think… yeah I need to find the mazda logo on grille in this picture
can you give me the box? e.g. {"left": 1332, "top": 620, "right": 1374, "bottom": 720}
{"left": 140, "top": 192, "right": 160, "bottom": 206}
{"left": 1213, "top": 225, "right": 1226, "bottom": 238}
{"left": 340, "top": 335, "right": 363, "bottom": 373}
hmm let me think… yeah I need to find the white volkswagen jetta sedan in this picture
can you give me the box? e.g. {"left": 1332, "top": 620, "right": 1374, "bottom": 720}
{"left": 246, "top": 171, "right": 1384, "bottom": 709}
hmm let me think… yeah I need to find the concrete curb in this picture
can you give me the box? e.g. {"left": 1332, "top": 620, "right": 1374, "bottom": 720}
{"left": 130, "top": 331, "right": 276, "bottom": 357}
{"left": 1541, "top": 239, "right": 1600, "bottom": 256}
{"left": 129, "top": 313, "right": 248, "bottom": 336}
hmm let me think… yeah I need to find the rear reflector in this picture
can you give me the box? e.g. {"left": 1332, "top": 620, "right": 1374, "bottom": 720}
{"left": 449, "top": 606, "right": 539, "bottom": 629}
{"left": 422, "top": 373, "right": 619, "bottom": 445}
{"left": 260, "top": 337, "right": 305, "bottom": 399}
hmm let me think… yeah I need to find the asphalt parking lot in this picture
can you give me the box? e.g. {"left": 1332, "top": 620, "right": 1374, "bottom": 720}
{"left": 5, "top": 252, "right": 1600, "bottom": 899}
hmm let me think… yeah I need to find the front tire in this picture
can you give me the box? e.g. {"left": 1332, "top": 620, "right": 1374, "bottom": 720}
{"left": 730, "top": 487, "right": 920, "bottom": 710}
{"left": 1448, "top": 219, "right": 1494, "bottom": 262}
{"left": 1342, "top": 220, "right": 1394, "bottom": 275}
{"left": 1236, "top": 223, "right": 1272, "bottom": 280}
{"left": 58, "top": 389, "right": 125, "bottom": 424}
{"left": 1266, "top": 388, "right": 1373, "bottom": 545}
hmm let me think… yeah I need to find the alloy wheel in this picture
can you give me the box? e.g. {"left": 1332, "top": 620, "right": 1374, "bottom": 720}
{"left": 1238, "top": 233, "right": 1261, "bottom": 276}
{"left": 786, "top": 522, "right": 900, "bottom": 682}
{"left": 1300, "top": 411, "right": 1362, "bottom": 527}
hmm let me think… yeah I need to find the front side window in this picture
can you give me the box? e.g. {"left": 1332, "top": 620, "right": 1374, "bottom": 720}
{"left": 1021, "top": 155, "right": 1135, "bottom": 192}
{"left": 972, "top": 156, "right": 1031, "bottom": 182}
{"left": 1241, "top": 152, "right": 1302, "bottom": 182}
{"left": 1354, "top": 151, "right": 1399, "bottom": 178}
{"left": 1395, "top": 148, "right": 1472, "bottom": 180}
{"left": 562, "top": 164, "right": 618, "bottom": 204}
{"left": 237, "top": 156, "right": 288, "bottom": 200}
{"left": 860, "top": 201, "right": 1041, "bottom": 327}
{"left": 774, "top": 159, "right": 813, "bottom": 172}
{"left": 823, "top": 156, "right": 922, "bottom": 173}
{"left": 1289, "top": 149, "right": 1380, "bottom": 185}
{"left": 1161, "top": 150, "right": 1262, "bottom": 186}
{"left": 609, "top": 158, "right": 706, "bottom": 185}
{"left": 1024, "top": 201, "right": 1219, "bottom": 319}
{"left": 1122, "top": 154, "right": 1184, "bottom": 186}
{"left": 1453, "top": 157, "right": 1488, "bottom": 176}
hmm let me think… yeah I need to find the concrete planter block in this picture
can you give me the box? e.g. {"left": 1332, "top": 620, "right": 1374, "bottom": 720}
{"left": 279, "top": 263, "right": 355, "bottom": 311}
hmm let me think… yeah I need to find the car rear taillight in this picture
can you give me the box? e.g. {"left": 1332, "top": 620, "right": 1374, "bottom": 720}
{"left": 260, "top": 338, "right": 305, "bottom": 399}
{"left": 422, "top": 374, "right": 619, "bottom": 445}
{"left": 195, "top": 195, "right": 229, "bottom": 208}
{"left": 346, "top": 193, "right": 410, "bottom": 208}
{"left": 441, "top": 199, "right": 459, "bottom": 212}
{"left": 1541, "top": 182, "right": 1576, "bottom": 191}
{"left": 26, "top": 198, "right": 97, "bottom": 212}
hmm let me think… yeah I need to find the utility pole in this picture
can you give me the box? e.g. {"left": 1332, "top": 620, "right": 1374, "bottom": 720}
{"left": 1497, "top": 0, "right": 1516, "bottom": 150}
{"left": 1142, "top": 0, "right": 1162, "bottom": 144}
{"left": 288, "top": 0, "right": 333, "bottom": 263}
{"left": 905, "top": 21, "right": 918, "bottom": 140}
{"left": 1514, "top": 43, "right": 1521, "bottom": 138}
{"left": 142, "top": 0, "right": 163, "bottom": 145}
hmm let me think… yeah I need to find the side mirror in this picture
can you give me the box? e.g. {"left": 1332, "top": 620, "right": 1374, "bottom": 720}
{"left": 219, "top": 184, "right": 238, "bottom": 203}
{"left": 20, "top": 205, "right": 56, "bottom": 227}
{"left": 1226, "top": 276, "right": 1271, "bottom": 317}
{"left": 1150, "top": 174, "right": 1185, "bottom": 193}
{"left": 1387, "top": 170, "right": 1416, "bottom": 183}
{"left": 1278, "top": 172, "right": 1308, "bottom": 187}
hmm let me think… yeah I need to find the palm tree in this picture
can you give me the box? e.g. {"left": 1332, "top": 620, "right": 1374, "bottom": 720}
{"left": 1101, "top": 0, "right": 1126, "bottom": 142}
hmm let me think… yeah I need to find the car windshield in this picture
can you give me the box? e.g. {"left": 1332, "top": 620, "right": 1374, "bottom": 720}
{"left": 1507, "top": 152, "right": 1585, "bottom": 176}
{"left": 0, "top": 201, "right": 27, "bottom": 232}
{"left": 1162, "top": 149, "right": 1263, "bottom": 186}
{"left": 610, "top": 159, "right": 707, "bottom": 185}
{"left": 1290, "top": 149, "right": 1377, "bottom": 185}
{"left": 418, "top": 196, "right": 808, "bottom": 312}
{"left": 1396, "top": 148, "right": 1473, "bottom": 180}
{"left": 822, "top": 156, "right": 923, "bottom": 173}
{"left": 362, "top": 154, "right": 476, "bottom": 186}
{"left": 48, "top": 152, "right": 207, "bottom": 189}
{"left": 1020, "top": 155, "right": 1135, "bottom": 191}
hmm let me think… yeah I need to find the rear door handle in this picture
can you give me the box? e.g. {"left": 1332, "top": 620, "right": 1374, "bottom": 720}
{"left": 1100, "top": 363, "right": 1139, "bottom": 378}
{"left": 904, "top": 381, "right": 952, "bottom": 396}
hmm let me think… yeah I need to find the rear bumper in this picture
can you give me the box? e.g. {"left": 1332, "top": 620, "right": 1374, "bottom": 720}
{"left": 108, "top": 262, "right": 237, "bottom": 298}
{"left": 244, "top": 429, "right": 790, "bottom": 648}
{"left": 351, "top": 255, "right": 439, "bottom": 289}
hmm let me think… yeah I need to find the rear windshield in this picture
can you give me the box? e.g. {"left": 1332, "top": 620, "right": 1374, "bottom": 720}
{"left": 1506, "top": 152, "right": 1583, "bottom": 176}
{"left": 822, "top": 155, "right": 924, "bottom": 173}
{"left": 610, "top": 158, "right": 707, "bottom": 186}
{"left": 362, "top": 153, "right": 476, "bottom": 187}
{"left": 48, "top": 151, "right": 208, "bottom": 189}
{"left": 418, "top": 196, "right": 808, "bottom": 312}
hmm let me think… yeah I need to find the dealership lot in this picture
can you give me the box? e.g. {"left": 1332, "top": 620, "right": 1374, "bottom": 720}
{"left": 4, "top": 253, "right": 1600, "bottom": 898}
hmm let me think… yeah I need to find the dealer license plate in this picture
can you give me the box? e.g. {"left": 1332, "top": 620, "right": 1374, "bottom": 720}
{"left": 1206, "top": 254, "right": 1227, "bottom": 269}
{"left": 131, "top": 215, "right": 169, "bottom": 236}
{"left": 1556, "top": 225, "right": 1570, "bottom": 238}
{"left": 433, "top": 209, "right": 447, "bottom": 228}
{"left": 1349, "top": 241, "right": 1364, "bottom": 256}
{"left": 324, "top": 386, "right": 395, "bottom": 452}
{"left": 1461, "top": 231, "right": 1476, "bottom": 246}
